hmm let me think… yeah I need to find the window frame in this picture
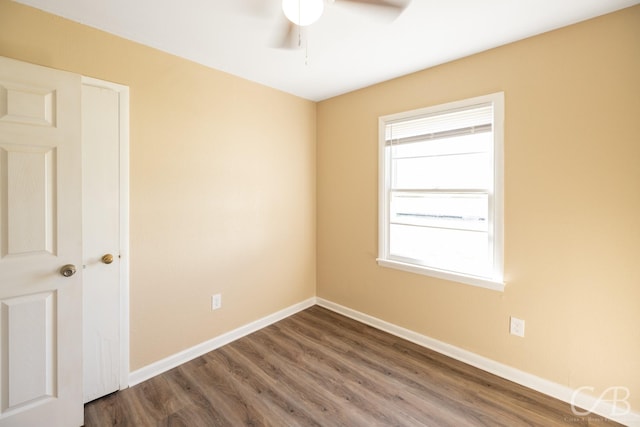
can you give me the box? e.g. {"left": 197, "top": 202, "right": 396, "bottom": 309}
{"left": 377, "top": 92, "right": 505, "bottom": 291}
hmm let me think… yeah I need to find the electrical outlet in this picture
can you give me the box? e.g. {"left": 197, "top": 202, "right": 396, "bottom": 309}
{"left": 211, "top": 294, "right": 222, "bottom": 310}
{"left": 510, "top": 316, "right": 525, "bottom": 337}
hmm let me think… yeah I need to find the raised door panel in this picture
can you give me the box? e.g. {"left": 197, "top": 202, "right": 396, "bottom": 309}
{"left": 1, "top": 292, "right": 56, "bottom": 412}
{"left": 0, "top": 82, "right": 55, "bottom": 127}
{"left": 0, "top": 144, "right": 56, "bottom": 257}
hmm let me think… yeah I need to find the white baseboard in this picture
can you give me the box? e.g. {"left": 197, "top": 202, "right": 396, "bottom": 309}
{"left": 128, "top": 297, "right": 316, "bottom": 387}
{"left": 316, "top": 298, "right": 640, "bottom": 427}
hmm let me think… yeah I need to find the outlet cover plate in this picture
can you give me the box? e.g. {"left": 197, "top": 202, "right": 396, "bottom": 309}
{"left": 211, "top": 294, "right": 222, "bottom": 310}
{"left": 510, "top": 316, "right": 525, "bottom": 337}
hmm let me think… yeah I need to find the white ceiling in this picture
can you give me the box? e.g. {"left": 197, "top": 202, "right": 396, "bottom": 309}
{"left": 14, "top": 0, "right": 639, "bottom": 101}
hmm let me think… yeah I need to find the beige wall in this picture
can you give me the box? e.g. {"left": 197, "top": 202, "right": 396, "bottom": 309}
{"left": 317, "top": 5, "right": 640, "bottom": 411}
{"left": 0, "top": 0, "right": 316, "bottom": 369}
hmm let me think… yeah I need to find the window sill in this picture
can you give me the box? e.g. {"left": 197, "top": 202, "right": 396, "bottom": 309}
{"left": 376, "top": 258, "right": 505, "bottom": 292}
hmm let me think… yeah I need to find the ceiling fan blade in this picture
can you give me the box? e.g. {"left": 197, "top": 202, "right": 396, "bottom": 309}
{"left": 230, "top": 0, "right": 275, "bottom": 18}
{"left": 271, "top": 19, "right": 301, "bottom": 50}
{"left": 338, "top": 0, "right": 410, "bottom": 12}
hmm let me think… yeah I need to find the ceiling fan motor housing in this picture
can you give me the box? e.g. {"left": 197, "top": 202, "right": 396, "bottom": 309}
{"left": 282, "top": 0, "right": 325, "bottom": 26}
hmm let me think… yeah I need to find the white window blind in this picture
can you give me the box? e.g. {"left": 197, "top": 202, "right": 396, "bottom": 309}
{"left": 385, "top": 104, "right": 493, "bottom": 145}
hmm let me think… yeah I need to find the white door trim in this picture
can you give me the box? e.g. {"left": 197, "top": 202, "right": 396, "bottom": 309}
{"left": 81, "top": 76, "right": 130, "bottom": 390}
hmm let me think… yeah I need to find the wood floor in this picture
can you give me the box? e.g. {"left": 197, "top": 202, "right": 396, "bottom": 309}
{"left": 84, "top": 306, "right": 620, "bottom": 426}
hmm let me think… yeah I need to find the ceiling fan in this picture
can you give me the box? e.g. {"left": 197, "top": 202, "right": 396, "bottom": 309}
{"left": 275, "top": 0, "right": 411, "bottom": 49}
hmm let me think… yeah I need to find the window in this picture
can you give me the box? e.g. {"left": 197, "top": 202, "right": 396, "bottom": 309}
{"left": 378, "top": 93, "right": 504, "bottom": 291}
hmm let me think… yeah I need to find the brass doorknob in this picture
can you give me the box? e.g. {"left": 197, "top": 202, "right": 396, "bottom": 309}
{"left": 60, "top": 264, "right": 77, "bottom": 277}
{"left": 102, "top": 254, "right": 114, "bottom": 264}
